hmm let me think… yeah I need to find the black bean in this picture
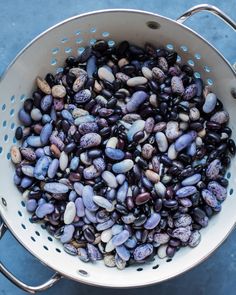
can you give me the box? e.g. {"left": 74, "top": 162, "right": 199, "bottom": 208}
{"left": 189, "top": 122, "right": 203, "bottom": 131}
{"left": 160, "top": 155, "right": 172, "bottom": 166}
{"left": 148, "top": 80, "right": 159, "bottom": 93}
{"left": 134, "top": 214, "right": 147, "bottom": 226}
{"left": 181, "top": 64, "right": 193, "bottom": 76}
{"left": 139, "top": 107, "right": 153, "bottom": 118}
{"left": 163, "top": 199, "right": 178, "bottom": 209}
{"left": 15, "top": 127, "right": 23, "bottom": 140}
{"left": 133, "top": 131, "right": 145, "bottom": 142}
{"left": 222, "top": 127, "right": 232, "bottom": 136}
{"left": 159, "top": 219, "right": 167, "bottom": 229}
{"left": 196, "top": 181, "right": 206, "bottom": 190}
{"left": 141, "top": 177, "right": 153, "bottom": 190}
{"left": 217, "top": 177, "right": 229, "bottom": 187}
{"left": 179, "top": 167, "right": 194, "bottom": 178}
{"left": 84, "top": 228, "right": 95, "bottom": 243}
{"left": 137, "top": 157, "right": 148, "bottom": 170}
{"left": 206, "top": 121, "right": 221, "bottom": 130}
{"left": 78, "top": 46, "right": 92, "bottom": 63}
{"left": 64, "top": 142, "right": 76, "bottom": 153}
{"left": 45, "top": 73, "right": 55, "bottom": 87}
{"left": 66, "top": 56, "right": 78, "bottom": 66}
{"left": 217, "top": 143, "right": 227, "bottom": 154}
{"left": 115, "top": 204, "right": 129, "bottom": 215}
{"left": 93, "top": 40, "right": 109, "bottom": 52}
{"left": 107, "top": 97, "right": 117, "bottom": 109}
{"left": 221, "top": 155, "right": 231, "bottom": 167}
{"left": 166, "top": 52, "right": 177, "bottom": 66}
{"left": 23, "top": 98, "right": 34, "bottom": 113}
{"left": 178, "top": 154, "right": 191, "bottom": 165}
{"left": 228, "top": 139, "right": 236, "bottom": 155}
{"left": 205, "top": 132, "right": 221, "bottom": 145}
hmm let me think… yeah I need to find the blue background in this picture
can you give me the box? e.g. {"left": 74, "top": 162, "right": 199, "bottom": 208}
{"left": 0, "top": 0, "right": 236, "bottom": 294}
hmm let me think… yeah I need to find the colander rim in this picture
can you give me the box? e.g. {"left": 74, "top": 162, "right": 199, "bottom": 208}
{"left": 1, "top": 8, "right": 236, "bottom": 288}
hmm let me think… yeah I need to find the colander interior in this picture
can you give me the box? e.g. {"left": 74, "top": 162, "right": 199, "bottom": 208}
{"left": 0, "top": 9, "right": 236, "bottom": 287}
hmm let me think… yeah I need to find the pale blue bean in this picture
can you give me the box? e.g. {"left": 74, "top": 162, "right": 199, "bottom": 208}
{"left": 40, "top": 123, "right": 53, "bottom": 145}
{"left": 60, "top": 225, "right": 75, "bottom": 243}
{"left": 117, "top": 181, "right": 128, "bottom": 203}
{"left": 116, "top": 245, "right": 130, "bottom": 261}
{"left": 75, "top": 197, "right": 85, "bottom": 217}
{"left": 181, "top": 174, "right": 201, "bottom": 186}
{"left": 34, "top": 156, "right": 51, "bottom": 180}
{"left": 36, "top": 203, "right": 54, "bottom": 218}
{"left": 47, "top": 159, "right": 59, "bottom": 178}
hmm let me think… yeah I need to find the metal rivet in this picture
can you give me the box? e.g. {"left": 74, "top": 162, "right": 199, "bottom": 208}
{"left": 231, "top": 88, "right": 236, "bottom": 99}
{"left": 1, "top": 197, "right": 7, "bottom": 207}
{"left": 78, "top": 269, "right": 88, "bottom": 276}
{"left": 146, "top": 21, "right": 160, "bottom": 29}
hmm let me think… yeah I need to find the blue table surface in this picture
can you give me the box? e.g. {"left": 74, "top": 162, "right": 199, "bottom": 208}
{"left": 0, "top": 0, "right": 236, "bottom": 294}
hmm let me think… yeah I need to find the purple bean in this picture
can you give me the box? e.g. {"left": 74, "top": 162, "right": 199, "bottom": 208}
{"left": 74, "top": 89, "right": 91, "bottom": 104}
{"left": 60, "top": 225, "right": 75, "bottom": 243}
{"left": 41, "top": 95, "right": 53, "bottom": 112}
{"left": 105, "top": 147, "right": 125, "bottom": 161}
{"left": 21, "top": 177, "right": 33, "bottom": 188}
{"left": 36, "top": 203, "right": 54, "bottom": 218}
{"left": 26, "top": 199, "right": 37, "bottom": 212}
{"left": 69, "top": 191, "right": 77, "bottom": 202}
{"left": 80, "top": 133, "right": 101, "bottom": 148}
{"left": 34, "top": 156, "right": 51, "bottom": 180}
{"left": 96, "top": 219, "right": 114, "bottom": 231}
{"left": 78, "top": 122, "right": 99, "bottom": 135}
{"left": 202, "top": 189, "right": 218, "bottom": 208}
{"left": 181, "top": 174, "right": 201, "bottom": 186}
{"left": 176, "top": 186, "right": 197, "bottom": 198}
{"left": 174, "top": 214, "right": 192, "bottom": 227}
{"left": 175, "top": 131, "right": 197, "bottom": 152}
{"left": 144, "top": 213, "right": 161, "bottom": 229}
{"left": 87, "top": 244, "right": 102, "bottom": 261}
{"left": 207, "top": 181, "right": 227, "bottom": 201}
{"left": 126, "top": 91, "right": 148, "bottom": 112}
{"left": 61, "top": 109, "right": 74, "bottom": 123}
{"left": 82, "top": 185, "right": 98, "bottom": 212}
{"left": 78, "top": 248, "right": 89, "bottom": 262}
{"left": 133, "top": 244, "right": 153, "bottom": 261}
{"left": 117, "top": 181, "right": 128, "bottom": 203}
{"left": 27, "top": 136, "right": 42, "bottom": 147}
{"left": 18, "top": 108, "right": 32, "bottom": 126}
{"left": 112, "top": 230, "right": 130, "bottom": 246}
{"left": 206, "top": 159, "right": 222, "bottom": 180}
{"left": 116, "top": 245, "right": 130, "bottom": 261}
{"left": 47, "top": 158, "right": 59, "bottom": 178}
{"left": 75, "top": 197, "right": 85, "bottom": 217}
{"left": 13, "top": 173, "right": 21, "bottom": 185}
{"left": 183, "top": 84, "right": 197, "bottom": 100}
{"left": 172, "top": 226, "right": 191, "bottom": 242}
{"left": 85, "top": 208, "right": 97, "bottom": 223}
{"left": 44, "top": 182, "right": 69, "bottom": 194}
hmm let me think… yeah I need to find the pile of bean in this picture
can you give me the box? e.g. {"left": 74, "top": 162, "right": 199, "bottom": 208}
{"left": 11, "top": 40, "right": 235, "bottom": 269}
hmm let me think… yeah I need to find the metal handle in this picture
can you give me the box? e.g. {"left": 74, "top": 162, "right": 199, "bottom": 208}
{"left": 176, "top": 4, "right": 236, "bottom": 30}
{"left": 0, "top": 217, "right": 62, "bottom": 293}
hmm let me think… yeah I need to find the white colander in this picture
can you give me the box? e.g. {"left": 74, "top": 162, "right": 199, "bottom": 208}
{"left": 0, "top": 4, "right": 236, "bottom": 293}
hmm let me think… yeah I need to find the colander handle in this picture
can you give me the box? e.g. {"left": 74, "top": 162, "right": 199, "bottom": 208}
{"left": 0, "top": 217, "right": 62, "bottom": 294}
{"left": 176, "top": 4, "right": 236, "bottom": 30}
